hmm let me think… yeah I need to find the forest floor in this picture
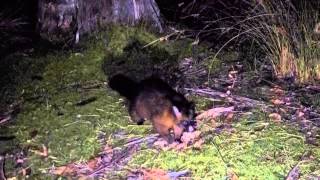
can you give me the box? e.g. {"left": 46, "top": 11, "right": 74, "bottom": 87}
{"left": 0, "top": 26, "right": 319, "bottom": 179}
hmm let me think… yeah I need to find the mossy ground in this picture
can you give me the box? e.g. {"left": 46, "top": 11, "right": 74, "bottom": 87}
{"left": 0, "top": 26, "right": 319, "bottom": 179}
{"left": 129, "top": 111, "right": 320, "bottom": 179}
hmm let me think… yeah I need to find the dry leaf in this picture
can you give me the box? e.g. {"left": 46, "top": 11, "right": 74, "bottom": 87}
{"left": 168, "top": 142, "right": 180, "bottom": 149}
{"left": 154, "top": 139, "right": 169, "bottom": 150}
{"left": 142, "top": 168, "right": 169, "bottom": 180}
{"left": 103, "top": 145, "right": 113, "bottom": 153}
{"left": 86, "top": 158, "right": 99, "bottom": 170}
{"left": 229, "top": 70, "right": 238, "bottom": 75}
{"left": 31, "top": 144, "right": 48, "bottom": 157}
{"left": 225, "top": 113, "right": 235, "bottom": 123}
{"left": 228, "top": 170, "right": 239, "bottom": 180}
{"left": 271, "top": 99, "right": 285, "bottom": 105}
{"left": 78, "top": 176, "right": 95, "bottom": 180}
{"left": 154, "top": 130, "right": 202, "bottom": 151}
{"left": 174, "top": 143, "right": 187, "bottom": 151}
{"left": 269, "top": 113, "right": 281, "bottom": 123}
{"left": 193, "top": 139, "right": 204, "bottom": 149}
{"left": 296, "top": 111, "right": 304, "bottom": 118}
{"left": 19, "top": 168, "right": 31, "bottom": 176}
{"left": 279, "top": 108, "right": 287, "bottom": 113}
{"left": 210, "top": 119, "right": 217, "bottom": 128}
{"left": 270, "top": 87, "right": 285, "bottom": 95}
{"left": 51, "top": 164, "right": 77, "bottom": 176}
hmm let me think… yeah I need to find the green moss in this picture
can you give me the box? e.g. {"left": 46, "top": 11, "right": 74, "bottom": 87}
{"left": 129, "top": 111, "right": 320, "bottom": 179}
{"left": 1, "top": 25, "right": 205, "bottom": 178}
{"left": 8, "top": 39, "right": 131, "bottom": 176}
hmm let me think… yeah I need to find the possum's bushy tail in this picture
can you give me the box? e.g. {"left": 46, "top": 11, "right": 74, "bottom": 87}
{"left": 108, "top": 74, "right": 140, "bottom": 101}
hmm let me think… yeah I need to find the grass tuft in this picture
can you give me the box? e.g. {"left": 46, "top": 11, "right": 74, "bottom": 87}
{"left": 239, "top": 1, "right": 320, "bottom": 83}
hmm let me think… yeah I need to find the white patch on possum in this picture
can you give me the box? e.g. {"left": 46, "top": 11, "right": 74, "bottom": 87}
{"left": 172, "top": 106, "right": 182, "bottom": 119}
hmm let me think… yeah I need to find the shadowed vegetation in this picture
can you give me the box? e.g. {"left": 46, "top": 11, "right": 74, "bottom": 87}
{"left": 0, "top": 26, "right": 203, "bottom": 178}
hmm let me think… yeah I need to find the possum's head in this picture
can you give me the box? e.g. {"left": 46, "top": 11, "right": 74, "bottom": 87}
{"left": 172, "top": 105, "right": 197, "bottom": 133}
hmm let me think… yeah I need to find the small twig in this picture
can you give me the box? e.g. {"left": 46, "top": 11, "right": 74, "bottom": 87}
{"left": 63, "top": 120, "right": 92, "bottom": 127}
{"left": 185, "top": 88, "right": 266, "bottom": 107}
{"left": 86, "top": 135, "right": 159, "bottom": 178}
{"left": 305, "top": 118, "right": 320, "bottom": 122}
{"left": 284, "top": 151, "right": 311, "bottom": 180}
{"left": 0, "top": 155, "right": 6, "bottom": 180}
{"left": 185, "top": 88, "right": 228, "bottom": 98}
{"left": 142, "top": 30, "right": 184, "bottom": 49}
{"left": 260, "top": 78, "right": 280, "bottom": 87}
{"left": 88, "top": 145, "right": 137, "bottom": 177}
{"left": 211, "top": 141, "right": 228, "bottom": 168}
{"left": 0, "top": 116, "right": 11, "bottom": 125}
{"left": 61, "top": 81, "right": 105, "bottom": 92}
{"left": 75, "top": 97, "right": 97, "bottom": 106}
{"left": 124, "top": 134, "right": 158, "bottom": 147}
{"left": 76, "top": 114, "right": 100, "bottom": 118}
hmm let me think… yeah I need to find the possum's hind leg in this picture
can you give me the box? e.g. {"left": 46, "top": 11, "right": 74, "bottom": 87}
{"left": 136, "top": 118, "right": 145, "bottom": 125}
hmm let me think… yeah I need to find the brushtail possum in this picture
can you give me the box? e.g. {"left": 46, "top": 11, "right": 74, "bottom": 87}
{"left": 108, "top": 74, "right": 195, "bottom": 143}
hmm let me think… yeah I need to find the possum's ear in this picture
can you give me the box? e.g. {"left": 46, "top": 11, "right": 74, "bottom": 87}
{"left": 172, "top": 106, "right": 182, "bottom": 119}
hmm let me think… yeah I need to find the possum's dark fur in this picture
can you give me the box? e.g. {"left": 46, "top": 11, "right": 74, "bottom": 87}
{"left": 108, "top": 74, "right": 195, "bottom": 142}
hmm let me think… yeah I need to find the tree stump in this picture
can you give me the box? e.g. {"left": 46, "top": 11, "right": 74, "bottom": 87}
{"left": 38, "top": 0, "right": 163, "bottom": 43}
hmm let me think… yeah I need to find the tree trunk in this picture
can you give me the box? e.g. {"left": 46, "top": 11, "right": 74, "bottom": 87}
{"left": 37, "top": 0, "right": 163, "bottom": 43}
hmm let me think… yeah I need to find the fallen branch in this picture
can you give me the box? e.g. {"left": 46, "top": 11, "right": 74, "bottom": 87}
{"left": 185, "top": 88, "right": 268, "bottom": 110}
{"left": 285, "top": 164, "right": 300, "bottom": 180}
